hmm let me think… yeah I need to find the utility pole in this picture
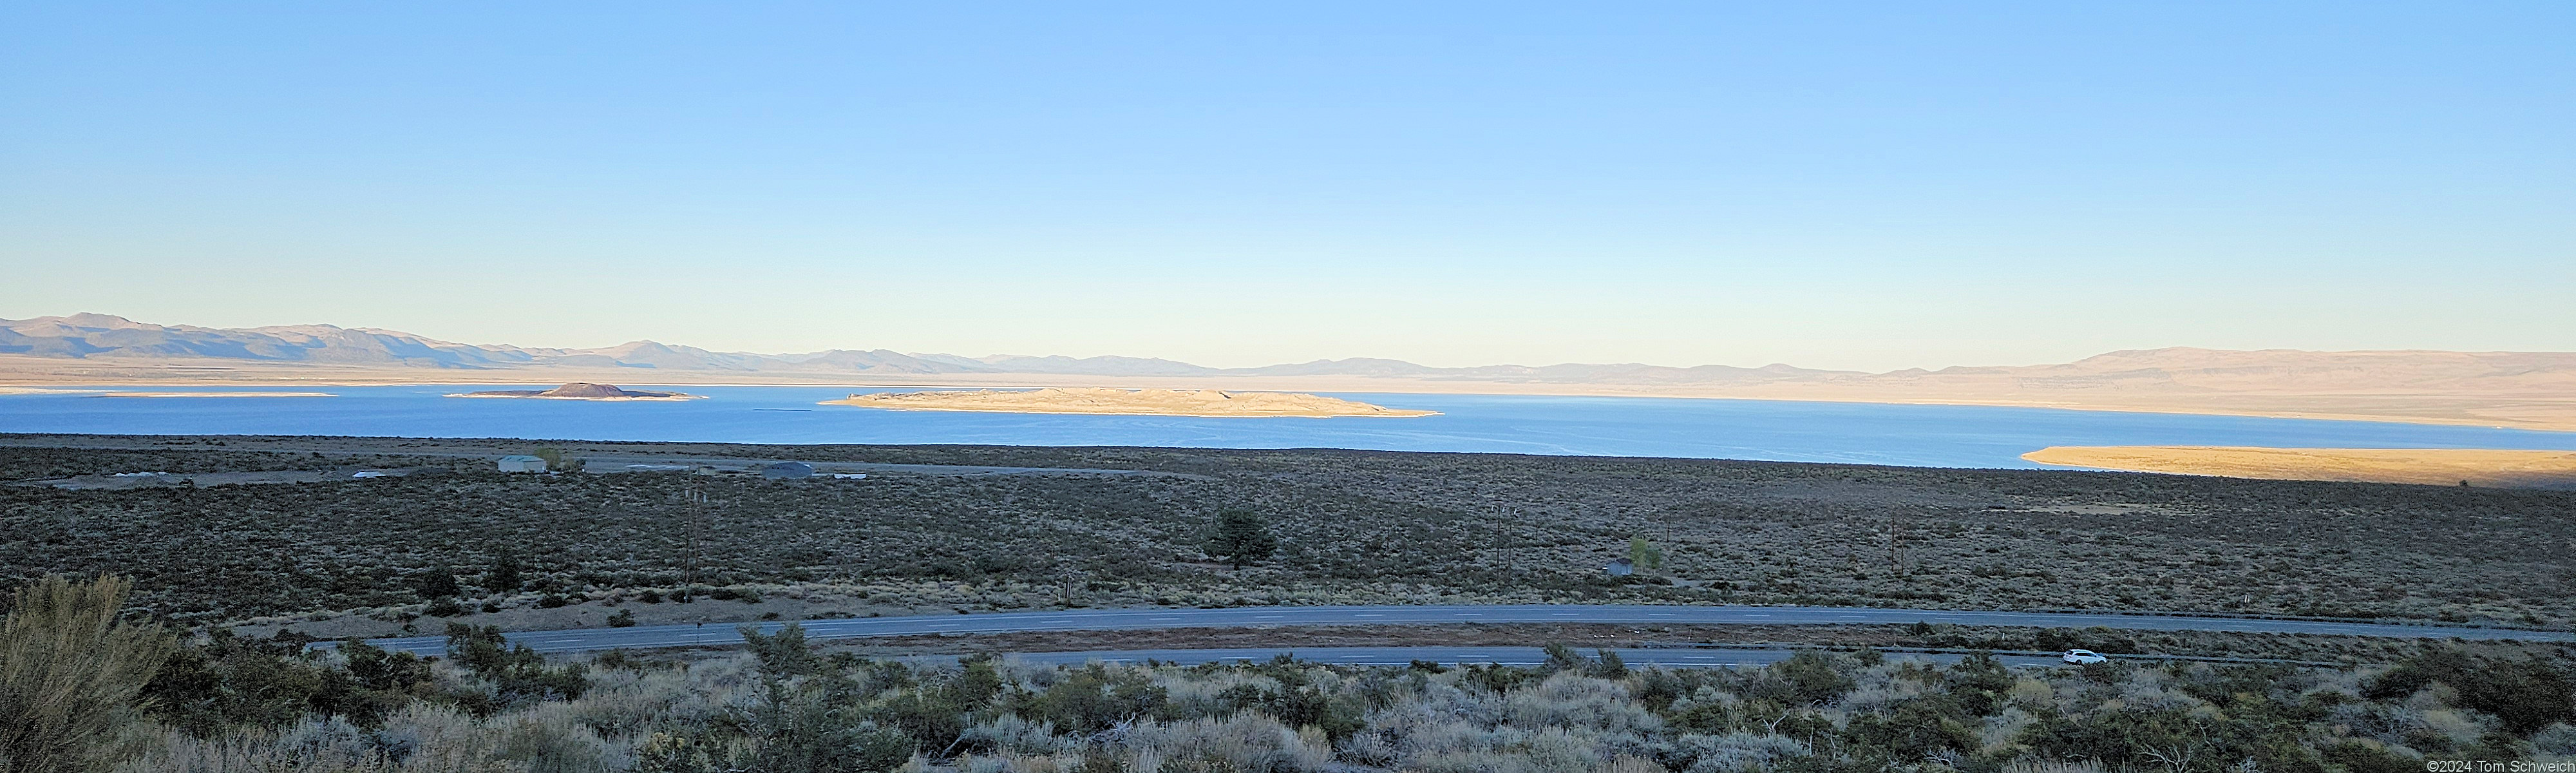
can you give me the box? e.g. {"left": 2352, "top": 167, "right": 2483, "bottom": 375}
{"left": 683, "top": 488, "right": 710, "bottom": 587}
{"left": 1058, "top": 566, "right": 1084, "bottom": 608}
{"left": 1886, "top": 511, "right": 1908, "bottom": 578}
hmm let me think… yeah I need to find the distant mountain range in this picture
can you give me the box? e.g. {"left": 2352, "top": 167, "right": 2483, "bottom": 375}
{"left": 6, "top": 312, "right": 2575, "bottom": 432}
{"left": 0, "top": 312, "right": 1849, "bottom": 384}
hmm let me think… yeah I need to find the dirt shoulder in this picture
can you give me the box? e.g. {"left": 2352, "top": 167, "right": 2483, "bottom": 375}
{"left": 785, "top": 622, "right": 2554, "bottom": 665}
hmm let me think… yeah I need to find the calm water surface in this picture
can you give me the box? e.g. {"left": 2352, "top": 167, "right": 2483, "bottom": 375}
{"left": 5, "top": 385, "right": 2574, "bottom": 469}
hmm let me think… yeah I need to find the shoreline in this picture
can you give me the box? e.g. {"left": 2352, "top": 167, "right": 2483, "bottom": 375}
{"left": 3, "top": 373, "right": 2573, "bottom": 433}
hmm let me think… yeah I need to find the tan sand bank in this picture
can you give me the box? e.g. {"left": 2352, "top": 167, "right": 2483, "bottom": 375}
{"left": 99, "top": 391, "right": 336, "bottom": 398}
{"left": 820, "top": 387, "right": 1437, "bottom": 417}
{"left": 2023, "top": 446, "right": 2576, "bottom": 488}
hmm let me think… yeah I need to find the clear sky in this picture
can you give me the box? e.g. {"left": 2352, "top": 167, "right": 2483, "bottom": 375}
{"left": 3, "top": 3, "right": 2568, "bottom": 370}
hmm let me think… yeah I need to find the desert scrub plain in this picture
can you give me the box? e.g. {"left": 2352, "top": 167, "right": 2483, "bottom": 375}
{"left": 1, "top": 435, "right": 2572, "bottom": 634}
{"left": 8, "top": 575, "right": 2575, "bottom": 773}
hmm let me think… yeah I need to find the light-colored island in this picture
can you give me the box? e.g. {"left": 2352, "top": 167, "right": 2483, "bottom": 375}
{"left": 445, "top": 383, "right": 705, "bottom": 401}
{"left": 819, "top": 387, "right": 1437, "bottom": 417}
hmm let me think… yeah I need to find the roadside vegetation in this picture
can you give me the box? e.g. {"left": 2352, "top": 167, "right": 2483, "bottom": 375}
{"left": 7, "top": 576, "right": 2575, "bottom": 772}
{"left": 3, "top": 439, "right": 2569, "bottom": 635}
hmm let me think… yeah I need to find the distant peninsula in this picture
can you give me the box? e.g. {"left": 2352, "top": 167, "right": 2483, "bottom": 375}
{"left": 446, "top": 383, "right": 703, "bottom": 401}
{"left": 2024, "top": 446, "right": 2576, "bottom": 490}
{"left": 97, "top": 391, "right": 336, "bottom": 398}
{"left": 819, "top": 388, "right": 1437, "bottom": 418}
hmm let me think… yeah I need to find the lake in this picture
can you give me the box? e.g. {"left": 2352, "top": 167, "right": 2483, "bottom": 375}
{"left": 5, "top": 385, "right": 2574, "bottom": 469}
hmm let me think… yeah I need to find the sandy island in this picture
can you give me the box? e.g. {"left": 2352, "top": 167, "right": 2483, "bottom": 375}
{"left": 2023, "top": 446, "right": 2576, "bottom": 489}
{"left": 445, "top": 383, "right": 704, "bottom": 401}
{"left": 820, "top": 387, "right": 1437, "bottom": 418}
{"left": 99, "top": 391, "right": 336, "bottom": 398}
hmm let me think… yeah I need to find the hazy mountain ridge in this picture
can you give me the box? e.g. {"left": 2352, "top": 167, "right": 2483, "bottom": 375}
{"left": 5, "top": 314, "right": 2574, "bottom": 397}
{"left": 0, "top": 314, "right": 1868, "bottom": 382}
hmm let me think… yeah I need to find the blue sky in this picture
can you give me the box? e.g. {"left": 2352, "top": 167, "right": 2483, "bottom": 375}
{"left": 3, "top": 3, "right": 2568, "bottom": 370}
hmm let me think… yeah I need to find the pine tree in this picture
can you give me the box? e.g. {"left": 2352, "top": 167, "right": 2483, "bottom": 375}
{"left": 415, "top": 566, "right": 460, "bottom": 600}
{"left": 1206, "top": 510, "right": 1277, "bottom": 569}
{"left": 486, "top": 551, "right": 524, "bottom": 593}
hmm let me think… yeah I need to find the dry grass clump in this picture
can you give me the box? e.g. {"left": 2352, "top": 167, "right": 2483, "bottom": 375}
{"left": 1, "top": 575, "right": 173, "bottom": 773}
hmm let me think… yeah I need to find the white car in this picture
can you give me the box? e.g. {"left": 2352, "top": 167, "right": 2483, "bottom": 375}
{"left": 2061, "top": 649, "right": 2107, "bottom": 665}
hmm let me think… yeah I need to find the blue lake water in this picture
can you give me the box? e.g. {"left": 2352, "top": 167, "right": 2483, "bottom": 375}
{"left": 5, "top": 385, "right": 2575, "bottom": 469}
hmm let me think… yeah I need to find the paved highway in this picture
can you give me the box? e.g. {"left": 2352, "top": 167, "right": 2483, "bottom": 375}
{"left": 986, "top": 647, "right": 2067, "bottom": 669}
{"left": 350, "top": 604, "right": 2573, "bottom": 656}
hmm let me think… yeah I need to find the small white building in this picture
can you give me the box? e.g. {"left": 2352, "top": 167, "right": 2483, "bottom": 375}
{"left": 1604, "top": 558, "right": 1634, "bottom": 577}
{"left": 497, "top": 455, "right": 547, "bottom": 473}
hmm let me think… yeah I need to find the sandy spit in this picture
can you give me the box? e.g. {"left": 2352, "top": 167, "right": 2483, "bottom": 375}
{"left": 819, "top": 387, "right": 1437, "bottom": 418}
{"left": 2023, "top": 445, "right": 2576, "bottom": 489}
{"left": 99, "top": 391, "right": 337, "bottom": 398}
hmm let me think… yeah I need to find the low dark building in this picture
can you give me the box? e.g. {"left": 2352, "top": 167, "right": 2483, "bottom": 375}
{"left": 762, "top": 461, "right": 815, "bottom": 479}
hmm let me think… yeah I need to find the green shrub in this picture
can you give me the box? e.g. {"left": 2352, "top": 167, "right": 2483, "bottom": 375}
{"left": 739, "top": 623, "right": 817, "bottom": 678}
{"left": 867, "top": 661, "right": 1001, "bottom": 753}
{"left": 1542, "top": 643, "right": 1589, "bottom": 673}
{"left": 1768, "top": 651, "right": 1856, "bottom": 705}
{"left": 1946, "top": 652, "right": 2014, "bottom": 716}
{"left": 1592, "top": 649, "right": 1629, "bottom": 680}
{"left": 1010, "top": 663, "right": 1168, "bottom": 734}
{"left": 443, "top": 623, "right": 587, "bottom": 707}
{"left": 2367, "top": 648, "right": 2576, "bottom": 734}
{"left": 2322, "top": 740, "right": 2421, "bottom": 773}
{"left": 414, "top": 567, "right": 460, "bottom": 600}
